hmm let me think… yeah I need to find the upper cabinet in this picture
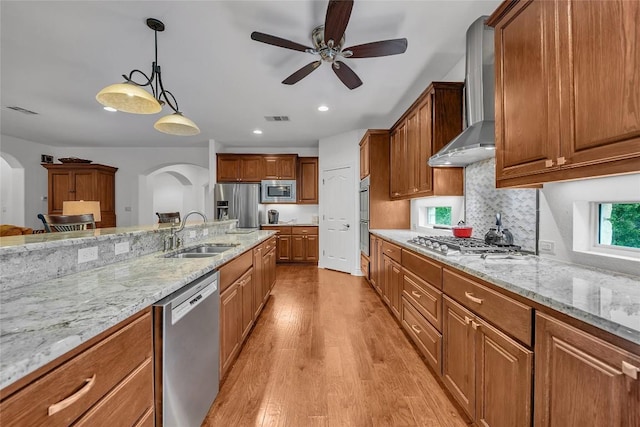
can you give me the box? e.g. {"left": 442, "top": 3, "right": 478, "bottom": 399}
{"left": 263, "top": 155, "right": 297, "bottom": 180}
{"left": 390, "top": 82, "right": 465, "bottom": 199}
{"left": 489, "top": 0, "right": 640, "bottom": 188}
{"left": 297, "top": 157, "right": 318, "bottom": 204}
{"left": 217, "top": 154, "right": 263, "bottom": 182}
{"left": 43, "top": 163, "right": 117, "bottom": 228}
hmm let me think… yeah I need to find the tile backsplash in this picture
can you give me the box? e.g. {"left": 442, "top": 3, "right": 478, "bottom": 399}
{"left": 465, "top": 158, "right": 538, "bottom": 252}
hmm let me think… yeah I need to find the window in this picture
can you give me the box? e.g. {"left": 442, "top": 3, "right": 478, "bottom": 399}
{"left": 597, "top": 202, "right": 640, "bottom": 249}
{"left": 424, "top": 206, "right": 452, "bottom": 227}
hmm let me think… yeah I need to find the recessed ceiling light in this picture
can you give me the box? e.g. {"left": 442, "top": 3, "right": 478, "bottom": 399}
{"left": 318, "top": 105, "right": 329, "bottom": 112}
{"left": 103, "top": 106, "right": 117, "bottom": 112}
{"left": 253, "top": 129, "right": 263, "bottom": 135}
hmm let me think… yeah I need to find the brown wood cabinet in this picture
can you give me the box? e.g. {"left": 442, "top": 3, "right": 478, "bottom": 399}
{"left": 535, "top": 313, "right": 640, "bottom": 427}
{"left": 253, "top": 246, "right": 265, "bottom": 319}
{"left": 443, "top": 296, "right": 533, "bottom": 426}
{"left": 368, "top": 234, "right": 383, "bottom": 296}
{"left": 220, "top": 279, "right": 242, "bottom": 378}
{"left": 262, "top": 240, "right": 276, "bottom": 300}
{"left": 359, "top": 137, "right": 370, "bottom": 179}
{"left": 43, "top": 163, "right": 117, "bottom": 228}
{"left": 489, "top": 0, "right": 640, "bottom": 187}
{"left": 239, "top": 269, "right": 254, "bottom": 341}
{"left": 360, "top": 130, "right": 410, "bottom": 230}
{"left": 297, "top": 157, "right": 318, "bottom": 204}
{"left": 384, "top": 255, "right": 402, "bottom": 320}
{"left": 389, "top": 82, "right": 464, "bottom": 200}
{"left": 263, "top": 155, "right": 297, "bottom": 180}
{"left": 291, "top": 227, "right": 318, "bottom": 262}
{"left": 0, "top": 310, "right": 152, "bottom": 427}
{"left": 216, "top": 154, "right": 264, "bottom": 182}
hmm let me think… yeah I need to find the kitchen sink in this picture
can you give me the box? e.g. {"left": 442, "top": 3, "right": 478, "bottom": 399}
{"left": 164, "top": 243, "right": 240, "bottom": 258}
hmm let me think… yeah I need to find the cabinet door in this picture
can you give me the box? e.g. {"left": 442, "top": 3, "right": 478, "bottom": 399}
{"left": 559, "top": 0, "right": 640, "bottom": 168}
{"left": 50, "top": 170, "right": 71, "bottom": 213}
{"left": 297, "top": 157, "right": 318, "bottom": 204}
{"left": 263, "top": 157, "right": 279, "bottom": 179}
{"left": 73, "top": 170, "right": 96, "bottom": 202}
{"left": 278, "top": 156, "right": 296, "bottom": 179}
{"left": 442, "top": 296, "right": 475, "bottom": 418}
{"left": 417, "top": 96, "right": 433, "bottom": 193}
{"left": 253, "top": 247, "right": 264, "bottom": 319}
{"left": 535, "top": 313, "right": 640, "bottom": 427}
{"left": 388, "top": 258, "right": 402, "bottom": 320}
{"left": 240, "top": 269, "right": 254, "bottom": 341}
{"left": 217, "top": 156, "right": 240, "bottom": 182}
{"left": 405, "top": 110, "right": 419, "bottom": 195}
{"left": 240, "top": 157, "right": 263, "bottom": 182}
{"left": 220, "top": 282, "right": 242, "bottom": 377}
{"left": 382, "top": 256, "right": 392, "bottom": 306}
{"left": 493, "top": 0, "right": 561, "bottom": 181}
{"left": 276, "top": 235, "right": 291, "bottom": 262}
{"left": 375, "top": 238, "right": 384, "bottom": 296}
{"left": 267, "top": 248, "right": 276, "bottom": 291}
{"left": 475, "top": 317, "right": 532, "bottom": 427}
{"left": 390, "top": 125, "right": 406, "bottom": 198}
{"left": 291, "top": 235, "right": 305, "bottom": 261}
{"left": 360, "top": 138, "right": 370, "bottom": 179}
{"left": 305, "top": 235, "right": 318, "bottom": 262}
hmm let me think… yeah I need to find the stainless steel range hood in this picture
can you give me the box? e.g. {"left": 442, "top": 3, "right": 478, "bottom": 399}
{"left": 429, "top": 16, "right": 495, "bottom": 167}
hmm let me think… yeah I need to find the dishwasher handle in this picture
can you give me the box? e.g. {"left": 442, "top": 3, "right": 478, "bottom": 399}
{"left": 171, "top": 279, "right": 217, "bottom": 325}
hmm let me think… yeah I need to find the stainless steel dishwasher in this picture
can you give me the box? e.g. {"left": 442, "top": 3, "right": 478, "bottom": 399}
{"left": 153, "top": 270, "right": 219, "bottom": 427}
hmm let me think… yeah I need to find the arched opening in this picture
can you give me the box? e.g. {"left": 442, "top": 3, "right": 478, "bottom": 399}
{"left": 0, "top": 152, "right": 26, "bottom": 226}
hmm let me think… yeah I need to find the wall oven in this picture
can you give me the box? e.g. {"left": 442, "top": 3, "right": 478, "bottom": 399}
{"left": 359, "top": 176, "right": 370, "bottom": 256}
{"left": 261, "top": 180, "right": 297, "bottom": 203}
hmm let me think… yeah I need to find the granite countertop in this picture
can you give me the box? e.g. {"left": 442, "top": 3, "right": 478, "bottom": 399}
{"left": 0, "top": 230, "right": 274, "bottom": 390}
{"left": 372, "top": 229, "right": 640, "bottom": 347}
{"left": 261, "top": 223, "right": 318, "bottom": 227}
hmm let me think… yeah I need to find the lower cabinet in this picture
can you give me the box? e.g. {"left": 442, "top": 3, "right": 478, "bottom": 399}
{"left": 262, "top": 245, "right": 276, "bottom": 302}
{"left": 239, "top": 269, "right": 255, "bottom": 341}
{"left": 402, "top": 296, "right": 442, "bottom": 374}
{"left": 442, "top": 296, "right": 533, "bottom": 426}
{"left": 291, "top": 227, "right": 318, "bottom": 262}
{"left": 383, "top": 255, "right": 402, "bottom": 319}
{"left": 220, "top": 280, "right": 243, "bottom": 379}
{"left": 276, "top": 234, "right": 292, "bottom": 262}
{"left": 0, "top": 310, "right": 153, "bottom": 427}
{"left": 534, "top": 313, "right": 640, "bottom": 427}
{"left": 253, "top": 245, "right": 265, "bottom": 319}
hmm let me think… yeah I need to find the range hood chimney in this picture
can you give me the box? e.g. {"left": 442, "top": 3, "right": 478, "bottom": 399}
{"left": 429, "top": 16, "right": 495, "bottom": 167}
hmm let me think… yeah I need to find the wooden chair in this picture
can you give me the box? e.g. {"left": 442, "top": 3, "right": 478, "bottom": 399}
{"left": 156, "top": 212, "right": 181, "bottom": 224}
{"left": 40, "top": 214, "right": 96, "bottom": 232}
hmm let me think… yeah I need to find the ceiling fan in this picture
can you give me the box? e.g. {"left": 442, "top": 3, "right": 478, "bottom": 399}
{"left": 250, "top": 0, "right": 408, "bottom": 90}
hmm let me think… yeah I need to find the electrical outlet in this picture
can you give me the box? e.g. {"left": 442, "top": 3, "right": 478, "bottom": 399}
{"left": 115, "top": 241, "right": 129, "bottom": 255}
{"left": 203, "top": 229, "right": 209, "bottom": 236}
{"left": 189, "top": 230, "right": 196, "bottom": 238}
{"left": 539, "top": 240, "right": 555, "bottom": 255}
{"left": 78, "top": 246, "right": 98, "bottom": 263}
{"left": 124, "top": 206, "right": 132, "bottom": 212}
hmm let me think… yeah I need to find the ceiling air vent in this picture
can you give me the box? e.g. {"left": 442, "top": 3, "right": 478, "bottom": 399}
{"left": 264, "top": 116, "right": 290, "bottom": 122}
{"left": 6, "top": 106, "right": 39, "bottom": 115}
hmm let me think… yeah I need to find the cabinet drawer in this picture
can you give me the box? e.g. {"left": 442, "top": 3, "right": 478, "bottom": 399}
{"left": 443, "top": 269, "right": 532, "bottom": 346}
{"left": 402, "top": 269, "right": 442, "bottom": 331}
{"left": 263, "top": 236, "right": 277, "bottom": 252}
{"left": 74, "top": 358, "right": 153, "bottom": 426}
{"left": 401, "top": 249, "right": 443, "bottom": 289}
{"left": 402, "top": 296, "right": 442, "bottom": 375}
{"left": 292, "top": 226, "right": 318, "bottom": 235}
{"left": 0, "top": 312, "right": 152, "bottom": 427}
{"left": 219, "top": 250, "right": 253, "bottom": 293}
{"left": 261, "top": 225, "right": 291, "bottom": 235}
{"left": 382, "top": 241, "right": 402, "bottom": 262}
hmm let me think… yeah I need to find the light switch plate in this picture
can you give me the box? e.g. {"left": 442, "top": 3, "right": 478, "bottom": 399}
{"left": 539, "top": 240, "right": 555, "bottom": 255}
{"left": 78, "top": 246, "right": 98, "bottom": 263}
{"left": 115, "top": 241, "right": 129, "bottom": 255}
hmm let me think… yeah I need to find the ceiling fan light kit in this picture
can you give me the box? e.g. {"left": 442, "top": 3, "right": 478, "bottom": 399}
{"left": 250, "top": 0, "right": 408, "bottom": 90}
{"left": 96, "top": 18, "right": 200, "bottom": 136}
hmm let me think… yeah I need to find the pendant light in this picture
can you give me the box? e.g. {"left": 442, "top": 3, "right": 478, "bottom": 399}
{"left": 96, "top": 18, "right": 200, "bottom": 136}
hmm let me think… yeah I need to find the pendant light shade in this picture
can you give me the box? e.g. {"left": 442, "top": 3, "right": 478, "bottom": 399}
{"left": 154, "top": 113, "right": 200, "bottom": 136}
{"left": 96, "top": 18, "right": 199, "bottom": 136}
{"left": 96, "top": 82, "right": 162, "bottom": 114}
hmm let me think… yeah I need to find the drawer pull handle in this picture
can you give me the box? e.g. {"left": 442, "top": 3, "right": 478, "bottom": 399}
{"left": 411, "top": 290, "right": 422, "bottom": 299}
{"left": 471, "top": 321, "right": 480, "bottom": 330}
{"left": 411, "top": 324, "right": 422, "bottom": 334}
{"left": 48, "top": 374, "right": 96, "bottom": 416}
{"left": 465, "top": 292, "right": 483, "bottom": 304}
{"left": 464, "top": 316, "right": 472, "bottom": 325}
{"left": 622, "top": 361, "right": 640, "bottom": 380}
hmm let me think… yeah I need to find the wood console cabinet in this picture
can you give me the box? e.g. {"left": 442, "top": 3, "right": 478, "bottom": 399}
{"left": 535, "top": 313, "right": 640, "bottom": 427}
{"left": 389, "top": 82, "right": 464, "bottom": 200}
{"left": 489, "top": 0, "right": 640, "bottom": 187}
{"left": 43, "top": 163, "right": 117, "bottom": 228}
{"left": 0, "top": 310, "right": 153, "bottom": 427}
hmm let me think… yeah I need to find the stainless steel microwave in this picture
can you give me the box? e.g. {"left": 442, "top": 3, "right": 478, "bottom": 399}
{"left": 261, "top": 180, "right": 297, "bottom": 203}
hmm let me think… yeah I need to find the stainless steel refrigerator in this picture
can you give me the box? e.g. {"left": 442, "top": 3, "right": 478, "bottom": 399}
{"left": 214, "top": 183, "right": 260, "bottom": 229}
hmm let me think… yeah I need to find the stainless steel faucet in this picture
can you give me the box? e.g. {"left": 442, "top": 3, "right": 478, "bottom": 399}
{"left": 164, "top": 211, "right": 208, "bottom": 251}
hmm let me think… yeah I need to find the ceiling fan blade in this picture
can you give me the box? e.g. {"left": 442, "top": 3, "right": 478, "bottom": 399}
{"left": 282, "top": 61, "right": 322, "bottom": 85}
{"left": 344, "top": 38, "right": 408, "bottom": 58}
{"left": 324, "top": 0, "right": 354, "bottom": 46}
{"left": 332, "top": 61, "right": 362, "bottom": 90}
{"left": 250, "top": 31, "right": 312, "bottom": 52}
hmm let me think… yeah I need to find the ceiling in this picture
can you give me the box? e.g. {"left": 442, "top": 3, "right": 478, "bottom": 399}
{"left": 0, "top": 1, "right": 501, "bottom": 149}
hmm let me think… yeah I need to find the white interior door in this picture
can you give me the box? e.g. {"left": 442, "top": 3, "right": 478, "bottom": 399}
{"left": 321, "top": 166, "right": 354, "bottom": 273}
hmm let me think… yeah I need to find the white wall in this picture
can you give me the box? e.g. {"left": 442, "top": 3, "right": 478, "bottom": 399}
{"left": 318, "top": 129, "right": 366, "bottom": 275}
{"left": 539, "top": 173, "right": 640, "bottom": 276}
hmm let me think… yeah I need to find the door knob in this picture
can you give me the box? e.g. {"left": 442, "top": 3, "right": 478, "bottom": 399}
{"left": 345, "top": 224, "right": 350, "bottom": 229}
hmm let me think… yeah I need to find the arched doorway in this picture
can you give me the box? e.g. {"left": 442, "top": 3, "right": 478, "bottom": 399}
{"left": 0, "top": 152, "right": 26, "bottom": 226}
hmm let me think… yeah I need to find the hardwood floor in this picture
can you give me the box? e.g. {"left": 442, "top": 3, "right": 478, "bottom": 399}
{"left": 204, "top": 265, "right": 469, "bottom": 427}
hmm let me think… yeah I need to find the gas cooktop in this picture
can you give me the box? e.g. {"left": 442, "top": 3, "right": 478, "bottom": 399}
{"left": 408, "top": 235, "right": 521, "bottom": 256}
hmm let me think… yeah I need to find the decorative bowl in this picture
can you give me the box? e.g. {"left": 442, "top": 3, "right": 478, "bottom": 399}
{"left": 58, "top": 157, "right": 92, "bottom": 164}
